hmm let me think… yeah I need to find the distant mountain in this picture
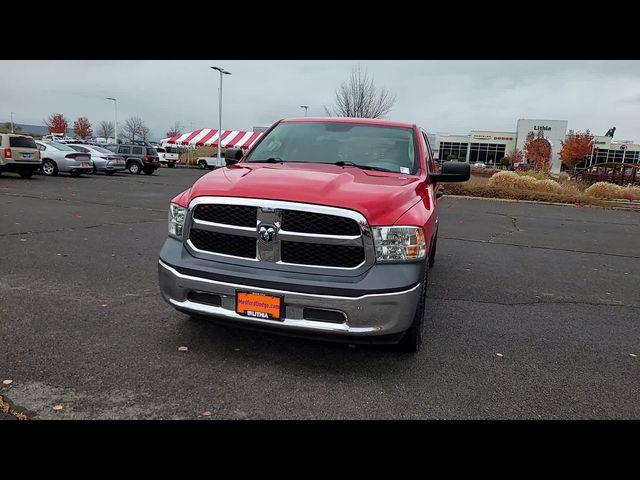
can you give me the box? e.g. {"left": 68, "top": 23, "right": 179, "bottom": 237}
{"left": 1, "top": 123, "right": 74, "bottom": 136}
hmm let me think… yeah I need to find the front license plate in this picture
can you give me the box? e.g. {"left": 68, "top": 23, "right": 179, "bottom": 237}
{"left": 236, "top": 291, "right": 283, "bottom": 321}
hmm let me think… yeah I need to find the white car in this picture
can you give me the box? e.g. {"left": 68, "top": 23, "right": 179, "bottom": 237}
{"left": 35, "top": 141, "right": 93, "bottom": 177}
{"left": 157, "top": 146, "right": 180, "bottom": 168}
{"left": 197, "top": 155, "right": 226, "bottom": 170}
{"left": 474, "top": 162, "right": 487, "bottom": 168}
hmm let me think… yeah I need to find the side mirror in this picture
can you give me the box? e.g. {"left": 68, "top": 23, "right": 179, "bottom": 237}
{"left": 224, "top": 148, "right": 243, "bottom": 166}
{"left": 429, "top": 161, "right": 470, "bottom": 183}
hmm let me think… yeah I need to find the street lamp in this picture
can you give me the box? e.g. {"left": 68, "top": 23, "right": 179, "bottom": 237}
{"left": 106, "top": 97, "right": 117, "bottom": 144}
{"left": 10, "top": 112, "right": 15, "bottom": 133}
{"left": 300, "top": 105, "right": 309, "bottom": 116}
{"left": 210, "top": 66, "right": 231, "bottom": 165}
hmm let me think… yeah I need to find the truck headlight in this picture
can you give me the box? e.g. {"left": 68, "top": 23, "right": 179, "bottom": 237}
{"left": 373, "top": 226, "right": 426, "bottom": 262}
{"left": 168, "top": 203, "right": 187, "bottom": 239}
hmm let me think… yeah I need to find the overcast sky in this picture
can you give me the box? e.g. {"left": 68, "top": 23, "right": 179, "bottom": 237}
{"left": 2, "top": 60, "right": 640, "bottom": 141}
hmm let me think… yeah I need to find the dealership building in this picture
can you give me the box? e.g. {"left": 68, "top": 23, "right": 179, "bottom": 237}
{"left": 431, "top": 118, "right": 639, "bottom": 173}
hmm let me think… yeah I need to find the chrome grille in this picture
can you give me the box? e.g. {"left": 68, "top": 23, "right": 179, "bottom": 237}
{"left": 186, "top": 197, "right": 373, "bottom": 270}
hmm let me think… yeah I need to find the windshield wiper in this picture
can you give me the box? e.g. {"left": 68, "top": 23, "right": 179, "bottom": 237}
{"left": 333, "top": 161, "right": 395, "bottom": 173}
{"left": 247, "top": 157, "right": 283, "bottom": 163}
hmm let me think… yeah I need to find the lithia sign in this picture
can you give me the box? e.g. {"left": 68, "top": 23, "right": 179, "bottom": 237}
{"left": 533, "top": 125, "right": 552, "bottom": 131}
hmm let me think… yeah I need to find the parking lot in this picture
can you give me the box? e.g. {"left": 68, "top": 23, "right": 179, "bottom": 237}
{"left": 1, "top": 168, "right": 639, "bottom": 419}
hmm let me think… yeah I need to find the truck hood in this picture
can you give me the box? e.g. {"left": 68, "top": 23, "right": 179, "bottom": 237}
{"left": 183, "top": 163, "right": 427, "bottom": 226}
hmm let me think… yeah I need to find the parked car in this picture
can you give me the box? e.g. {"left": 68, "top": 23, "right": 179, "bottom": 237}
{"left": 35, "top": 141, "right": 93, "bottom": 177}
{"left": 474, "top": 162, "right": 487, "bottom": 168}
{"left": 104, "top": 144, "right": 160, "bottom": 175}
{"left": 67, "top": 144, "right": 127, "bottom": 175}
{"left": 0, "top": 133, "right": 41, "bottom": 178}
{"left": 511, "top": 162, "right": 531, "bottom": 171}
{"left": 156, "top": 146, "right": 179, "bottom": 168}
{"left": 158, "top": 117, "right": 470, "bottom": 353}
{"left": 197, "top": 154, "right": 226, "bottom": 170}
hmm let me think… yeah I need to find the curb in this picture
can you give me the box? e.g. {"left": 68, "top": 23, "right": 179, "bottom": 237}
{"left": 445, "top": 195, "right": 640, "bottom": 211}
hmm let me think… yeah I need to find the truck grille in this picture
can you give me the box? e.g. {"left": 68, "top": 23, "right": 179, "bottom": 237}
{"left": 193, "top": 204, "right": 257, "bottom": 227}
{"left": 281, "top": 210, "right": 360, "bottom": 236}
{"left": 187, "top": 199, "right": 371, "bottom": 270}
{"left": 190, "top": 229, "right": 257, "bottom": 259}
{"left": 281, "top": 241, "right": 364, "bottom": 268}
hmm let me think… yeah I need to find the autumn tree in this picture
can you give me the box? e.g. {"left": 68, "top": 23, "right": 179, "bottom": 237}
{"left": 325, "top": 65, "right": 396, "bottom": 118}
{"left": 523, "top": 130, "right": 551, "bottom": 171}
{"left": 120, "top": 116, "right": 148, "bottom": 143}
{"left": 505, "top": 148, "right": 524, "bottom": 166}
{"left": 166, "top": 121, "right": 184, "bottom": 138}
{"left": 44, "top": 113, "right": 69, "bottom": 135}
{"left": 73, "top": 117, "right": 93, "bottom": 139}
{"left": 97, "top": 121, "right": 115, "bottom": 140}
{"left": 559, "top": 129, "right": 593, "bottom": 172}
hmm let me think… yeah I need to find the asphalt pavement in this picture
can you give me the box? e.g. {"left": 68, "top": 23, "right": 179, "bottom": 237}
{"left": 1, "top": 167, "right": 638, "bottom": 419}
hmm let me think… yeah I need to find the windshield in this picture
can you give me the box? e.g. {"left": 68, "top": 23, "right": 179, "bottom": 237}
{"left": 47, "top": 142, "right": 78, "bottom": 152}
{"left": 244, "top": 121, "right": 419, "bottom": 174}
{"left": 90, "top": 146, "right": 114, "bottom": 154}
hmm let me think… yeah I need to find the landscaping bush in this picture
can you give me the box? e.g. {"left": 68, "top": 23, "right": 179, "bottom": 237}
{"left": 536, "top": 179, "right": 564, "bottom": 193}
{"left": 516, "top": 170, "right": 549, "bottom": 180}
{"left": 584, "top": 182, "right": 623, "bottom": 199}
{"left": 620, "top": 186, "right": 640, "bottom": 201}
{"left": 557, "top": 172, "right": 571, "bottom": 184}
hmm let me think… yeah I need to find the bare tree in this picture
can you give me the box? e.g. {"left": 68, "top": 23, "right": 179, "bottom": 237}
{"left": 166, "top": 121, "right": 184, "bottom": 138}
{"left": 325, "top": 65, "right": 396, "bottom": 119}
{"left": 140, "top": 125, "right": 151, "bottom": 142}
{"left": 120, "top": 116, "right": 147, "bottom": 143}
{"left": 97, "top": 121, "right": 115, "bottom": 140}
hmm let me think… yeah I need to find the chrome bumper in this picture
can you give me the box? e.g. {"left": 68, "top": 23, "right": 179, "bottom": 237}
{"left": 158, "top": 260, "right": 422, "bottom": 337}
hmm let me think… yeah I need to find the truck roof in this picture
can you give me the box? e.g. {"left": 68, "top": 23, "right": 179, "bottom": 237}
{"left": 280, "top": 117, "right": 416, "bottom": 129}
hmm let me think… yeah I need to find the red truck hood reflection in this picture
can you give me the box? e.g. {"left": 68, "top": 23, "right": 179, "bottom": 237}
{"left": 183, "top": 163, "right": 426, "bottom": 226}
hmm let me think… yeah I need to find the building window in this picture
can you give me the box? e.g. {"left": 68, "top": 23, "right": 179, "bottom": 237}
{"left": 470, "top": 143, "right": 506, "bottom": 166}
{"left": 439, "top": 142, "right": 468, "bottom": 161}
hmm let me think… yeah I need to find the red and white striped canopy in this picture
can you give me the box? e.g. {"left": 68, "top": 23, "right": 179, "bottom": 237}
{"left": 165, "top": 129, "right": 263, "bottom": 148}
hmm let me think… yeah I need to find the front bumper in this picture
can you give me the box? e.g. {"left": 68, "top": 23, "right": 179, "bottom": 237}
{"left": 158, "top": 239, "right": 424, "bottom": 340}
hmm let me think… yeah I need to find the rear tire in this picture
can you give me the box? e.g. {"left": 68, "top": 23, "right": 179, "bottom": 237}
{"left": 143, "top": 167, "right": 154, "bottom": 175}
{"left": 198, "top": 160, "right": 207, "bottom": 169}
{"left": 168, "top": 162, "right": 176, "bottom": 168}
{"left": 395, "top": 262, "right": 428, "bottom": 353}
{"left": 129, "top": 162, "right": 141, "bottom": 174}
{"left": 41, "top": 159, "right": 58, "bottom": 176}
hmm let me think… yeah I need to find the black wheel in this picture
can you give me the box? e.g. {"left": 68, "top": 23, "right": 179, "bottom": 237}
{"left": 428, "top": 231, "right": 438, "bottom": 268}
{"left": 19, "top": 169, "right": 34, "bottom": 179}
{"left": 41, "top": 159, "right": 58, "bottom": 176}
{"left": 143, "top": 167, "right": 154, "bottom": 175}
{"left": 167, "top": 162, "right": 176, "bottom": 168}
{"left": 129, "top": 162, "right": 141, "bottom": 174}
{"left": 92, "top": 165, "right": 98, "bottom": 175}
{"left": 395, "top": 262, "right": 428, "bottom": 353}
{"left": 70, "top": 171, "right": 81, "bottom": 177}
{"left": 105, "top": 170, "right": 116, "bottom": 176}
{"left": 198, "top": 160, "right": 207, "bottom": 169}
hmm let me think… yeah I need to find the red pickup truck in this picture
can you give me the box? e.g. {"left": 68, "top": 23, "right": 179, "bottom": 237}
{"left": 158, "top": 117, "right": 469, "bottom": 352}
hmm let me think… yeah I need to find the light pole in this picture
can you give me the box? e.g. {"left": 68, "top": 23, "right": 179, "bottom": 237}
{"left": 10, "top": 112, "right": 15, "bottom": 133}
{"left": 106, "top": 97, "right": 117, "bottom": 144}
{"left": 211, "top": 66, "right": 231, "bottom": 165}
{"left": 300, "top": 105, "right": 309, "bottom": 116}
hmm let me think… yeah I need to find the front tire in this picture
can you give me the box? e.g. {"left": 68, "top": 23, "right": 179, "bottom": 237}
{"left": 41, "top": 159, "right": 58, "bottom": 176}
{"left": 129, "top": 163, "right": 141, "bottom": 174}
{"left": 395, "top": 262, "right": 428, "bottom": 353}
